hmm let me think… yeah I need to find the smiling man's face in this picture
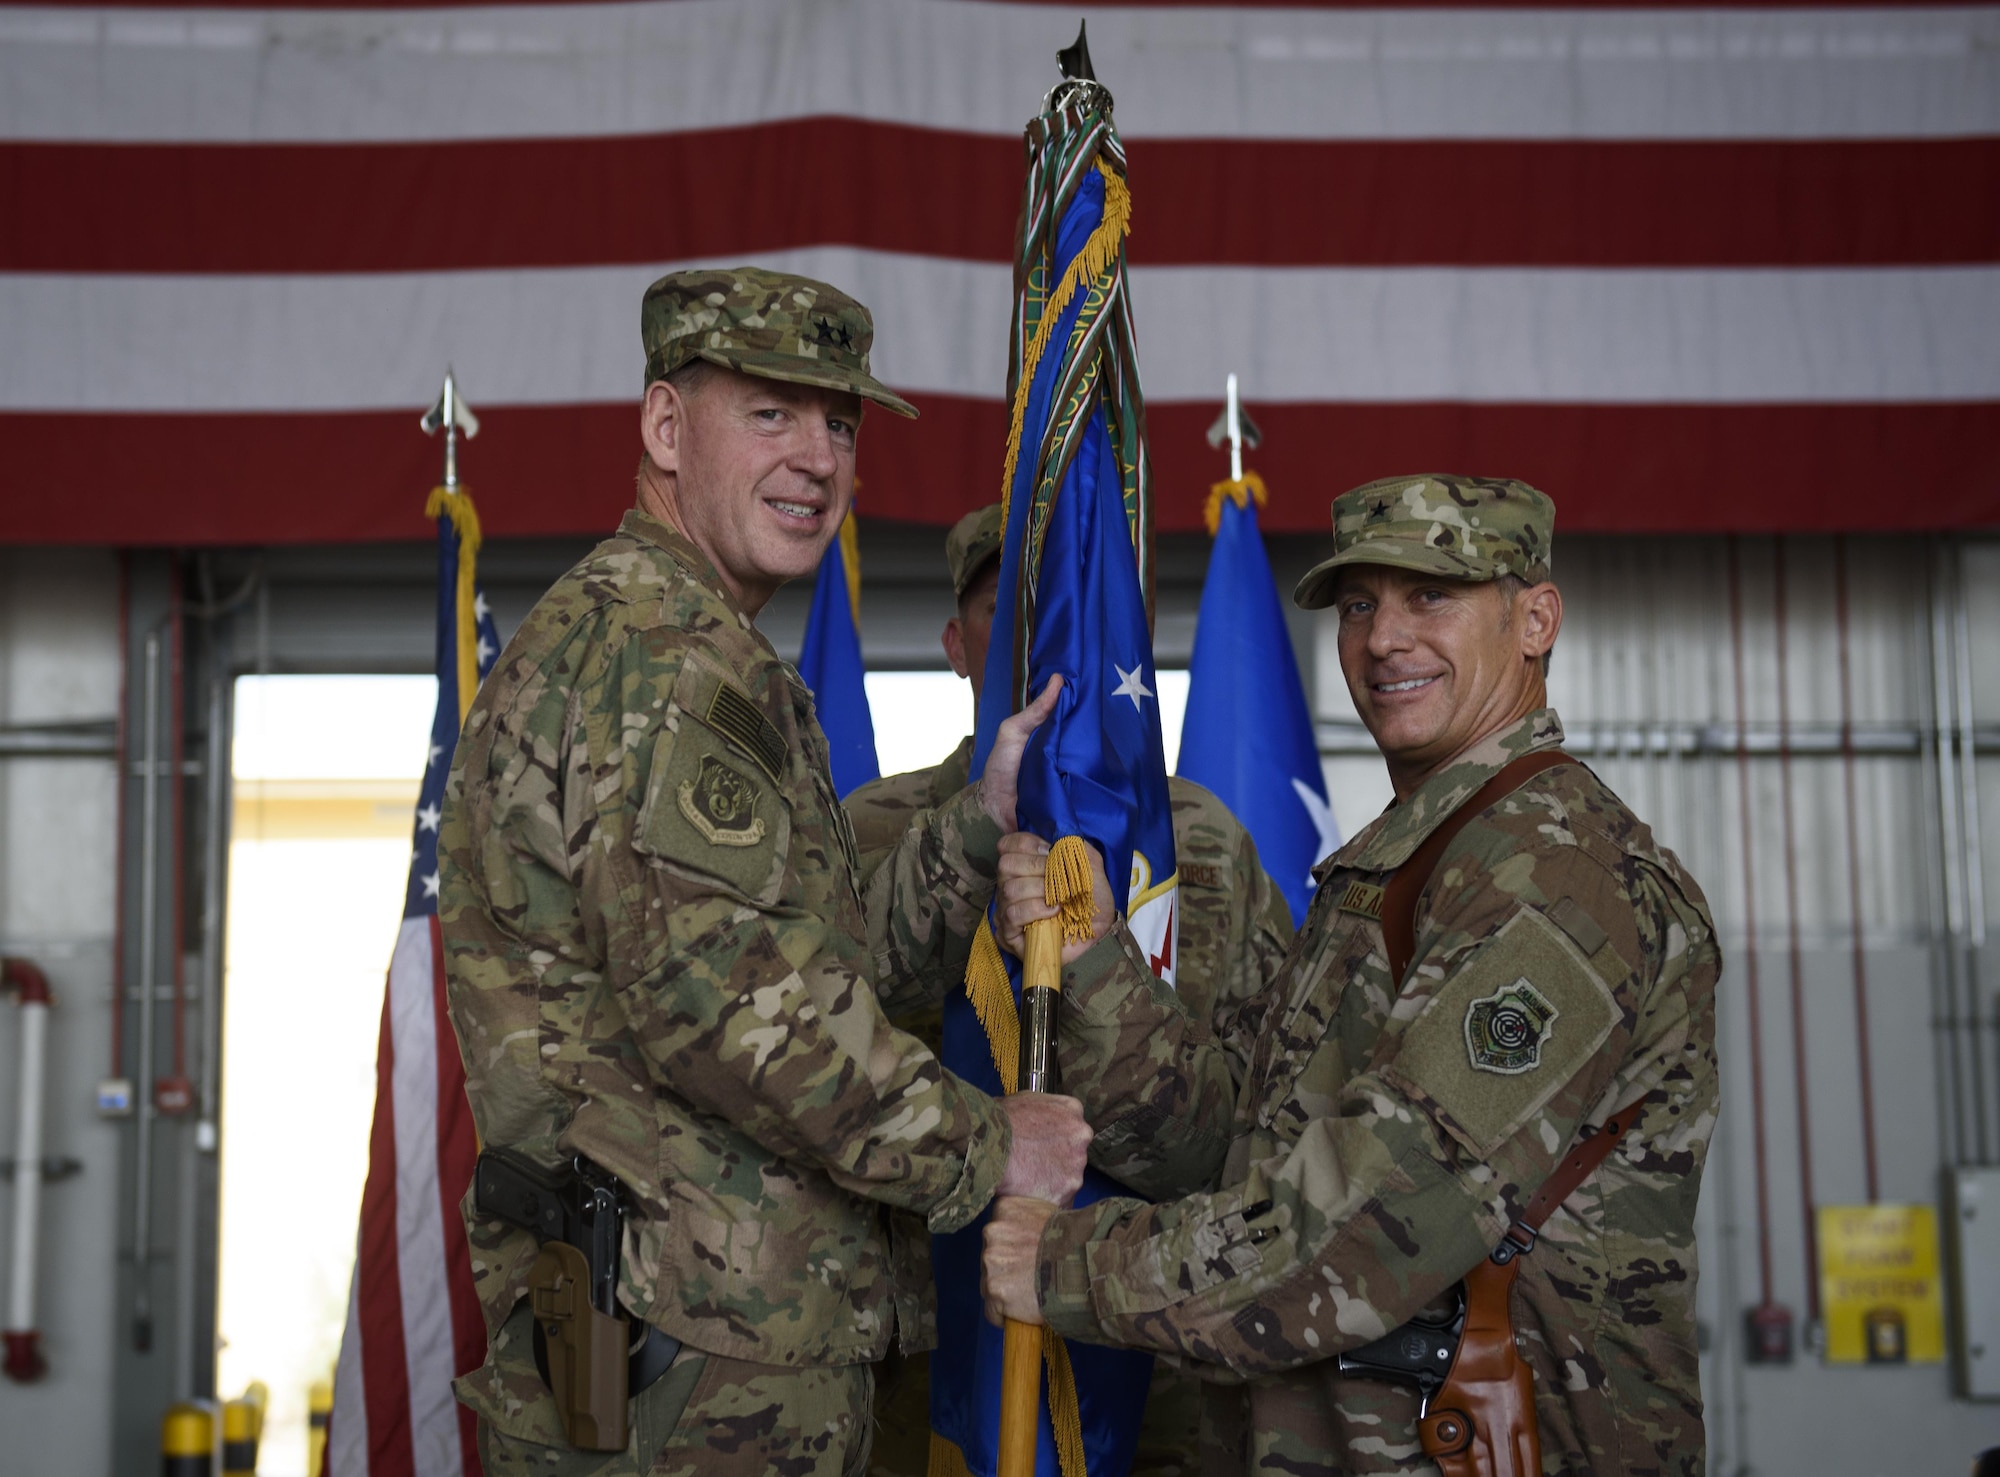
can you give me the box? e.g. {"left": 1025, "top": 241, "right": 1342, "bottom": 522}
{"left": 1332, "top": 564, "right": 1558, "bottom": 795}
{"left": 648, "top": 367, "right": 862, "bottom": 614}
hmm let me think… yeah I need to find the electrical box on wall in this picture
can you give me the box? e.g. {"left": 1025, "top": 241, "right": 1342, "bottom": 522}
{"left": 1945, "top": 1166, "right": 2000, "bottom": 1399}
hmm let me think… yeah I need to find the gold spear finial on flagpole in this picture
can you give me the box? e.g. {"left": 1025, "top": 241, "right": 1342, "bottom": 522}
{"left": 420, "top": 367, "right": 481, "bottom": 493}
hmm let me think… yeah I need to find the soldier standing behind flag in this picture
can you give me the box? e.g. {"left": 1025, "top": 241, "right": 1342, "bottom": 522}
{"left": 846, "top": 503, "right": 1296, "bottom": 1477}
{"left": 440, "top": 269, "right": 1094, "bottom": 1477}
{"left": 982, "top": 477, "right": 1719, "bottom": 1476}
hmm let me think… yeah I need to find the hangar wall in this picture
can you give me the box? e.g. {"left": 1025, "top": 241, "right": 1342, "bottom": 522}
{"left": 0, "top": 530, "right": 1995, "bottom": 1474}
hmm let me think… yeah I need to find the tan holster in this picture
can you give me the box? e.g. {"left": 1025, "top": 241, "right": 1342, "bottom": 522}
{"left": 1415, "top": 1251, "right": 1540, "bottom": 1477}
{"left": 528, "top": 1241, "right": 632, "bottom": 1452}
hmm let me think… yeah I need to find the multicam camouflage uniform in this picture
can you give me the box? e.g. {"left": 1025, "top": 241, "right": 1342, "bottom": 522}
{"left": 1029, "top": 478, "right": 1720, "bottom": 1477}
{"left": 844, "top": 496, "right": 1299, "bottom": 1477}
{"left": 442, "top": 270, "right": 999, "bottom": 1477}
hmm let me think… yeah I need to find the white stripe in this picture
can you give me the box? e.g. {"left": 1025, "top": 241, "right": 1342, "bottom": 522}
{"left": 327, "top": 1247, "right": 369, "bottom": 1477}
{"left": 2, "top": 2, "right": 1996, "bottom": 143}
{"left": 7, "top": 253, "right": 1999, "bottom": 411}
{"left": 385, "top": 915, "right": 466, "bottom": 1477}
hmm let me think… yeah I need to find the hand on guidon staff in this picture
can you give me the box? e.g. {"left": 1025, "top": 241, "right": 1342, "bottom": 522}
{"left": 974, "top": 675, "right": 1064, "bottom": 834}
{"left": 981, "top": 1195, "right": 1060, "bottom": 1327}
{"left": 994, "top": 831, "right": 1117, "bottom": 965}
{"left": 993, "top": 1092, "right": 1095, "bottom": 1206}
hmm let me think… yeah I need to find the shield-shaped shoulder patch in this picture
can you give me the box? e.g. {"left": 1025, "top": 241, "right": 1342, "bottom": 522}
{"left": 678, "top": 753, "right": 767, "bottom": 847}
{"left": 1463, "top": 977, "right": 1560, "bottom": 1075}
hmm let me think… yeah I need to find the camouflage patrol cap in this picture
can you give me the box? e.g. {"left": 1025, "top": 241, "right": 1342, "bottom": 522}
{"left": 641, "top": 266, "right": 918, "bottom": 419}
{"left": 945, "top": 504, "right": 1004, "bottom": 599}
{"left": 1293, "top": 474, "right": 1555, "bottom": 609}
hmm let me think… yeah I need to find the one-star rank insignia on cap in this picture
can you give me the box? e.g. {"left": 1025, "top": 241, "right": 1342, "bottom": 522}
{"left": 678, "top": 754, "right": 767, "bottom": 848}
{"left": 1464, "top": 977, "right": 1560, "bottom": 1075}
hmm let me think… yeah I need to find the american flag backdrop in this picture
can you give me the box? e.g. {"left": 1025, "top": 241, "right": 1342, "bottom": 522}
{"left": 3, "top": 1, "right": 1998, "bottom": 546}
{"left": 326, "top": 493, "right": 499, "bottom": 1477}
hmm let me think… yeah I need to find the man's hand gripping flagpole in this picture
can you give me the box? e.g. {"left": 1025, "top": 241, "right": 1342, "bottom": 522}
{"left": 995, "top": 825, "right": 1110, "bottom": 1477}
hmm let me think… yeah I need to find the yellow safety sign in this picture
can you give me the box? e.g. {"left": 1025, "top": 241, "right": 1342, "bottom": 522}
{"left": 1817, "top": 1203, "right": 1944, "bottom": 1364}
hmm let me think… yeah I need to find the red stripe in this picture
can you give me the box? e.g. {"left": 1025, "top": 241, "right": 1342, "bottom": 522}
{"left": 427, "top": 916, "right": 487, "bottom": 1477}
{"left": 355, "top": 978, "right": 417, "bottom": 1477}
{"left": 7, "top": 128, "right": 1997, "bottom": 273}
{"left": 3, "top": 397, "right": 1997, "bottom": 542}
{"left": 11, "top": 1, "right": 1975, "bottom": 9}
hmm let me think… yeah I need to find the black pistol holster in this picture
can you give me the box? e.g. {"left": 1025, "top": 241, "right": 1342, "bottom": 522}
{"left": 474, "top": 1149, "right": 681, "bottom": 1452}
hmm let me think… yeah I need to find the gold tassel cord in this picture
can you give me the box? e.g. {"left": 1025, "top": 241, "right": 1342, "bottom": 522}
{"left": 1203, "top": 469, "right": 1269, "bottom": 538}
{"left": 424, "top": 485, "right": 485, "bottom": 723}
{"left": 1043, "top": 1328, "right": 1091, "bottom": 1477}
{"left": 1044, "top": 835, "right": 1098, "bottom": 947}
{"left": 965, "top": 920, "right": 1021, "bottom": 1095}
{"left": 1000, "top": 162, "right": 1133, "bottom": 526}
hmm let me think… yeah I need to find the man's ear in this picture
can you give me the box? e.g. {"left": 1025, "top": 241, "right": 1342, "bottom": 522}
{"left": 943, "top": 617, "right": 970, "bottom": 678}
{"left": 639, "top": 380, "right": 685, "bottom": 474}
{"left": 1518, "top": 581, "right": 1563, "bottom": 662}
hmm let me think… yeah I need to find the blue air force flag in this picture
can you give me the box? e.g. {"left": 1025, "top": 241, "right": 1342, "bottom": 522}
{"left": 1178, "top": 483, "right": 1340, "bottom": 925}
{"left": 935, "top": 89, "right": 1168, "bottom": 1477}
{"left": 796, "top": 512, "right": 880, "bottom": 798}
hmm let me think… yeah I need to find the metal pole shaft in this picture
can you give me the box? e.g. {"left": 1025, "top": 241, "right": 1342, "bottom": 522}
{"left": 1952, "top": 551, "right": 1991, "bottom": 1162}
{"left": 133, "top": 630, "right": 161, "bottom": 1349}
{"left": 198, "top": 673, "right": 228, "bottom": 1146}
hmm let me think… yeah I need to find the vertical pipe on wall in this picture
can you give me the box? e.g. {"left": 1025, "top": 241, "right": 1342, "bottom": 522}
{"left": 133, "top": 629, "right": 162, "bottom": 1352}
{"left": 1832, "top": 538, "right": 1882, "bottom": 1203}
{"left": 1727, "top": 538, "right": 1777, "bottom": 1307}
{"left": 1771, "top": 539, "right": 1821, "bottom": 1325}
{"left": 1951, "top": 548, "right": 1991, "bottom": 1164}
{"left": 1930, "top": 543, "right": 1973, "bottom": 1166}
{"left": 198, "top": 672, "right": 228, "bottom": 1146}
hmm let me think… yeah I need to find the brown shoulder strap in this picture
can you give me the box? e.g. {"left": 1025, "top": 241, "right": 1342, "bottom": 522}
{"left": 1381, "top": 749, "right": 1576, "bottom": 985}
{"left": 1516, "top": 1099, "right": 1643, "bottom": 1235}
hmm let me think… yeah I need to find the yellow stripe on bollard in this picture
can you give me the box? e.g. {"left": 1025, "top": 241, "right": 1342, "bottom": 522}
{"left": 161, "top": 1402, "right": 213, "bottom": 1477}
{"left": 222, "top": 1383, "right": 268, "bottom": 1476}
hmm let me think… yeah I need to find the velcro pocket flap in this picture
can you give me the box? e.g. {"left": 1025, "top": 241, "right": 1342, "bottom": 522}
{"left": 633, "top": 666, "right": 790, "bottom": 906}
{"left": 1382, "top": 906, "right": 1619, "bottom": 1161}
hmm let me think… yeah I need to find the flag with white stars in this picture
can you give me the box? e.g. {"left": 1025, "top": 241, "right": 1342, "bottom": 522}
{"left": 939, "top": 83, "right": 1169, "bottom": 1477}
{"left": 1179, "top": 478, "right": 1340, "bottom": 926}
{"left": 330, "top": 490, "right": 499, "bottom": 1477}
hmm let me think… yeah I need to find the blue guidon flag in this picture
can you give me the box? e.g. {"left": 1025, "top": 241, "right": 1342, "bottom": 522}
{"left": 1178, "top": 464, "right": 1340, "bottom": 927}
{"left": 933, "top": 63, "right": 1172, "bottom": 1477}
{"left": 796, "top": 510, "right": 881, "bottom": 798}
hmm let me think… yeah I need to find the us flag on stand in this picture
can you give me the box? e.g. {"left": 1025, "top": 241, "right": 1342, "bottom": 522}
{"left": 328, "top": 488, "right": 499, "bottom": 1477}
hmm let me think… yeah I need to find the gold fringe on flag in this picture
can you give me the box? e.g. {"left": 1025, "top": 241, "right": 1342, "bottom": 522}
{"left": 966, "top": 920, "right": 1021, "bottom": 1094}
{"left": 1043, "top": 1328, "right": 1090, "bottom": 1477}
{"left": 1000, "top": 162, "right": 1133, "bottom": 525}
{"left": 423, "top": 485, "right": 484, "bottom": 722}
{"left": 1043, "top": 835, "right": 1098, "bottom": 947}
{"left": 1202, "top": 469, "right": 1269, "bottom": 538}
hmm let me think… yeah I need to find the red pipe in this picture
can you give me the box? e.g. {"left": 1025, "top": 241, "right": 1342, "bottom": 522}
{"left": 1832, "top": 539, "right": 1882, "bottom": 1203}
{"left": 3, "top": 957, "right": 52, "bottom": 1383}
{"left": 1772, "top": 539, "right": 1822, "bottom": 1324}
{"left": 1727, "top": 537, "right": 1777, "bottom": 1308}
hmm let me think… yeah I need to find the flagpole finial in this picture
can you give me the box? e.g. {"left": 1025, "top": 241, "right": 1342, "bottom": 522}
{"left": 1205, "top": 374, "right": 1263, "bottom": 485}
{"left": 420, "top": 367, "right": 481, "bottom": 493}
{"left": 1049, "top": 18, "right": 1111, "bottom": 114}
{"left": 1058, "top": 20, "right": 1095, "bottom": 81}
